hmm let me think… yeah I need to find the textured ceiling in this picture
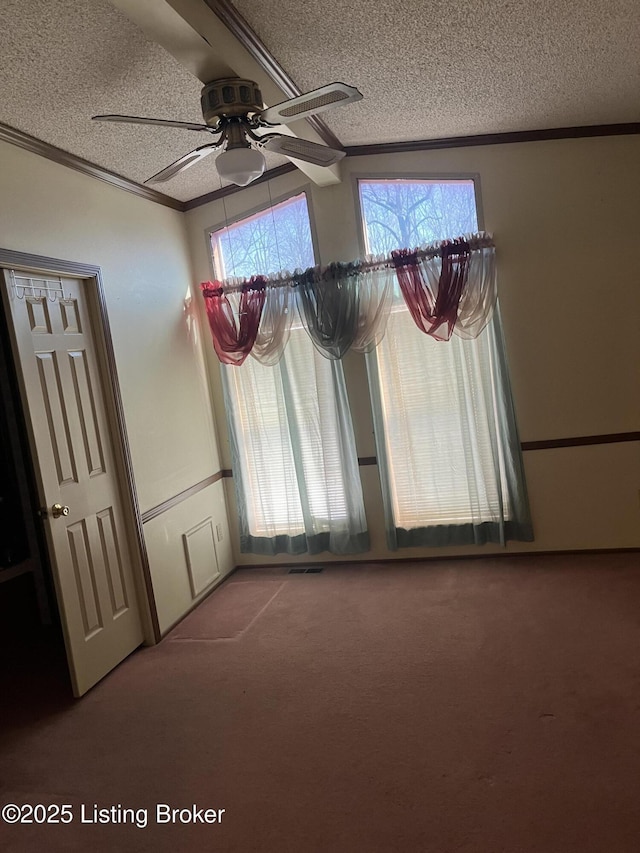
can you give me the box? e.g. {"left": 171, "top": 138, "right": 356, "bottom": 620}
{"left": 232, "top": 0, "right": 640, "bottom": 143}
{"left": 0, "top": 0, "right": 288, "bottom": 201}
{"left": 0, "top": 0, "right": 638, "bottom": 203}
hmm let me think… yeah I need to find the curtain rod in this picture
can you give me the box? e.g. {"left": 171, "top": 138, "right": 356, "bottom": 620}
{"left": 208, "top": 232, "right": 494, "bottom": 294}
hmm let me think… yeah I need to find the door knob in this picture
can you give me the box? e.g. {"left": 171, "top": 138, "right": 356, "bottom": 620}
{"left": 51, "top": 503, "right": 70, "bottom": 518}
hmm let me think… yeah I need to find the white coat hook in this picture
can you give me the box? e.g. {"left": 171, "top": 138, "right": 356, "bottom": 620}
{"left": 10, "top": 270, "right": 64, "bottom": 302}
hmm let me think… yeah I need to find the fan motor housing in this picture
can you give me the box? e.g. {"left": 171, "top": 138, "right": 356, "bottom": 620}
{"left": 201, "top": 78, "right": 263, "bottom": 124}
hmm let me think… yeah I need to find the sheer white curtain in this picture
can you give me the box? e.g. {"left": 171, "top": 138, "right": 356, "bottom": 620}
{"left": 213, "top": 191, "right": 369, "bottom": 556}
{"left": 250, "top": 276, "right": 293, "bottom": 365}
{"left": 351, "top": 262, "right": 395, "bottom": 352}
{"left": 359, "top": 177, "right": 531, "bottom": 548}
{"left": 450, "top": 242, "right": 497, "bottom": 339}
{"left": 367, "top": 300, "right": 533, "bottom": 548}
{"left": 223, "top": 325, "right": 369, "bottom": 555}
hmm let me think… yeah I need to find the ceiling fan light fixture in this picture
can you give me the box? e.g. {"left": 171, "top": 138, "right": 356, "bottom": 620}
{"left": 215, "top": 146, "right": 265, "bottom": 186}
{"left": 93, "top": 80, "right": 363, "bottom": 187}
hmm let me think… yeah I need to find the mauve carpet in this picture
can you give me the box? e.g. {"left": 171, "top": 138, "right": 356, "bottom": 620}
{"left": 2, "top": 553, "right": 640, "bottom": 852}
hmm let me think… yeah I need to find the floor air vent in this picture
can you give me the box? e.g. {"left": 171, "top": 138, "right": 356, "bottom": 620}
{"left": 288, "top": 567, "right": 324, "bottom": 574}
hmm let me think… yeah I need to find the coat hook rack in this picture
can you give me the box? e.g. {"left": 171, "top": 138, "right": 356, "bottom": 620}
{"left": 11, "top": 270, "right": 66, "bottom": 302}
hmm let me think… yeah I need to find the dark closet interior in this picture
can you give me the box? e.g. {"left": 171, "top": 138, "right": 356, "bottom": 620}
{"left": 0, "top": 298, "right": 69, "bottom": 710}
{"left": 0, "top": 384, "right": 29, "bottom": 571}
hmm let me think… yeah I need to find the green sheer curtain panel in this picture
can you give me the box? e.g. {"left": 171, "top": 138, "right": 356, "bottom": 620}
{"left": 367, "top": 306, "right": 533, "bottom": 550}
{"left": 222, "top": 329, "right": 369, "bottom": 556}
{"left": 293, "top": 264, "right": 360, "bottom": 360}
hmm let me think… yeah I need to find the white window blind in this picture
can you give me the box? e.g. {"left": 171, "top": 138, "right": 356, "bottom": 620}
{"left": 375, "top": 310, "right": 510, "bottom": 527}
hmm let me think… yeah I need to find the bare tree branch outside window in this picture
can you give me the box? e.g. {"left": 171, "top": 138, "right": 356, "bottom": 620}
{"left": 211, "top": 194, "right": 314, "bottom": 279}
{"left": 359, "top": 180, "right": 478, "bottom": 255}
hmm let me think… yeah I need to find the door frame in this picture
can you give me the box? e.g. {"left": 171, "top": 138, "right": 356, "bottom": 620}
{"left": 0, "top": 247, "right": 159, "bottom": 644}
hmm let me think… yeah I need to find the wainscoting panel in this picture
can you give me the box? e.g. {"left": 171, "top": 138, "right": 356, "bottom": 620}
{"left": 143, "top": 479, "right": 233, "bottom": 635}
{"left": 183, "top": 517, "right": 220, "bottom": 599}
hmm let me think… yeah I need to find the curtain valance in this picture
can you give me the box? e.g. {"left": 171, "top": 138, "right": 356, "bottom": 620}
{"left": 201, "top": 232, "right": 496, "bottom": 364}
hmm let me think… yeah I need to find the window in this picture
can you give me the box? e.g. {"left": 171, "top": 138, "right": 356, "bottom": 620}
{"left": 211, "top": 193, "right": 368, "bottom": 554}
{"left": 211, "top": 193, "right": 314, "bottom": 280}
{"left": 359, "top": 178, "right": 531, "bottom": 545}
{"left": 359, "top": 179, "right": 478, "bottom": 255}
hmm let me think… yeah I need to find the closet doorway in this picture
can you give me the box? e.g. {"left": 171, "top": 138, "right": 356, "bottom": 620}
{"left": 0, "top": 251, "right": 154, "bottom": 697}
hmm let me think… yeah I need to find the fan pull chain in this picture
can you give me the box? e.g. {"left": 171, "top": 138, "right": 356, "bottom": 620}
{"left": 267, "top": 178, "right": 283, "bottom": 275}
{"left": 220, "top": 173, "right": 238, "bottom": 280}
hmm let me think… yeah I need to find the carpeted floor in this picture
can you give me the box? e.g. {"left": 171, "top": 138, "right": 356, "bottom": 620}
{"left": 2, "top": 552, "right": 640, "bottom": 852}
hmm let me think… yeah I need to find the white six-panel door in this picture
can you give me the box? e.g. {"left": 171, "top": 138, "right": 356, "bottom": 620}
{"left": 2, "top": 271, "right": 143, "bottom": 696}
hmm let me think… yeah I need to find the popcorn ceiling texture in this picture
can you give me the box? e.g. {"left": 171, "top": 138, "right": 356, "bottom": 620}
{"left": 0, "top": 0, "right": 287, "bottom": 201}
{"left": 0, "top": 0, "right": 638, "bottom": 202}
{"left": 231, "top": 0, "right": 640, "bottom": 144}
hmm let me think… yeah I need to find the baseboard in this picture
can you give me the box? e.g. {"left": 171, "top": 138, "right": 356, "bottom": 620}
{"left": 234, "top": 547, "right": 640, "bottom": 571}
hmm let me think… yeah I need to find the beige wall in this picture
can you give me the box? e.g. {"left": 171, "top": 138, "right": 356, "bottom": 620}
{"left": 186, "top": 134, "right": 640, "bottom": 563}
{"left": 0, "top": 141, "right": 234, "bottom": 635}
{"left": 2, "top": 133, "right": 636, "bottom": 634}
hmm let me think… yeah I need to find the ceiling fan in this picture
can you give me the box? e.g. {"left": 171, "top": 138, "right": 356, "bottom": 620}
{"left": 92, "top": 78, "right": 362, "bottom": 187}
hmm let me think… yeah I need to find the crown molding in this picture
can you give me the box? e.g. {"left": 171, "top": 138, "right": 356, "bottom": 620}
{"left": 202, "top": 0, "right": 344, "bottom": 151}
{"left": 345, "top": 123, "right": 640, "bottom": 157}
{"left": 3, "top": 118, "right": 640, "bottom": 212}
{"left": 0, "top": 121, "right": 184, "bottom": 211}
{"left": 183, "top": 121, "right": 640, "bottom": 207}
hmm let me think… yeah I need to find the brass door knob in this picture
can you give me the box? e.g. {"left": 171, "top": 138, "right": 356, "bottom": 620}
{"left": 51, "top": 503, "right": 70, "bottom": 518}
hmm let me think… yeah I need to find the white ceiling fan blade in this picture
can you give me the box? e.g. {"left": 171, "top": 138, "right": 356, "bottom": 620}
{"left": 145, "top": 143, "right": 221, "bottom": 184}
{"left": 93, "top": 114, "right": 213, "bottom": 132}
{"left": 258, "top": 83, "right": 363, "bottom": 125}
{"left": 261, "top": 136, "right": 345, "bottom": 167}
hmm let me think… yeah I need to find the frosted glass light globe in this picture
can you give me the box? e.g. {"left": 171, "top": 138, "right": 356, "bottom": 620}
{"left": 216, "top": 148, "right": 266, "bottom": 186}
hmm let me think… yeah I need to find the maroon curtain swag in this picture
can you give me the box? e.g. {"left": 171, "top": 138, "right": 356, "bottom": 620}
{"left": 391, "top": 239, "right": 471, "bottom": 341}
{"left": 200, "top": 278, "right": 266, "bottom": 365}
